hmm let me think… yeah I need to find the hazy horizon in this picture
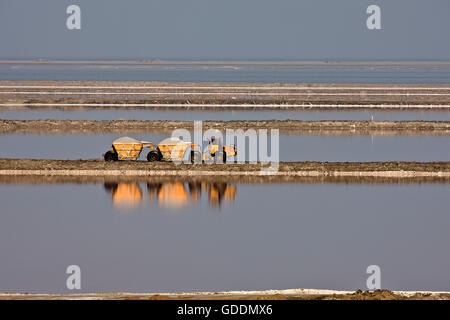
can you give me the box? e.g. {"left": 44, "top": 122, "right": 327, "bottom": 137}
{"left": 3, "top": 58, "right": 450, "bottom": 62}
{"left": 1, "top": 0, "right": 450, "bottom": 61}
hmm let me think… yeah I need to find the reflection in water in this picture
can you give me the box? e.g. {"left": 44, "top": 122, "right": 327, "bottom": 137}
{"left": 104, "top": 182, "right": 143, "bottom": 209}
{"left": 2, "top": 181, "right": 450, "bottom": 292}
{"left": 104, "top": 181, "right": 236, "bottom": 210}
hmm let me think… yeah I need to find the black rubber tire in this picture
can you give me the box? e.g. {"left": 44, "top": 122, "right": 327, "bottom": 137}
{"left": 104, "top": 151, "right": 118, "bottom": 162}
{"left": 147, "top": 151, "right": 161, "bottom": 162}
{"left": 214, "top": 151, "right": 226, "bottom": 164}
{"left": 191, "top": 151, "right": 202, "bottom": 164}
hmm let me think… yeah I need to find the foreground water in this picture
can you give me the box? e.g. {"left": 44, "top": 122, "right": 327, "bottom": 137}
{"left": 3, "top": 109, "right": 450, "bottom": 121}
{"left": 2, "top": 64, "right": 450, "bottom": 84}
{"left": 0, "top": 180, "right": 449, "bottom": 293}
{"left": 1, "top": 133, "right": 449, "bottom": 162}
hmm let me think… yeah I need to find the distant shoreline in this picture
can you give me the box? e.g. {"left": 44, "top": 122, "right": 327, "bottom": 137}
{"left": 0, "top": 289, "right": 449, "bottom": 300}
{"left": 3, "top": 119, "right": 450, "bottom": 135}
{"left": 2, "top": 81, "right": 450, "bottom": 109}
{"left": 2, "top": 60, "right": 450, "bottom": 66}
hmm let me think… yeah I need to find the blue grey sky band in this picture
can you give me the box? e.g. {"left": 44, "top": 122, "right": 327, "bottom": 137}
{"left": 0, "top": 0, "right": 449, "bottom": 60}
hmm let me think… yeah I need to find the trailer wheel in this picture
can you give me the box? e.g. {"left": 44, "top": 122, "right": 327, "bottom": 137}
{"left": 147, "top": 151, "right": 161, "bottom": 162}
{"left": 104, "top": 151, "right": 118, "bottom": 162}
{"left": 191, "top": 151, "right": 202, "bottom": 164}
{"left": 214, "top": 151, "right": 226, "bottom": 164}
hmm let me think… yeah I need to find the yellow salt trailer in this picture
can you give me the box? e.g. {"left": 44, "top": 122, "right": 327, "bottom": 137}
{"left": 151, "top": 137, "right": 200, "bottom": 162}
{"left": 104, "top": 136, "right": 154, "bottom": 161}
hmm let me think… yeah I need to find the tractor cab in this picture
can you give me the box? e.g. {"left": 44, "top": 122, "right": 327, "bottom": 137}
{"left": 203, "top": 136, "right": 236, "bottom": 163}
{"left": 207, "top": 136, "right": 223, "bottom": 155}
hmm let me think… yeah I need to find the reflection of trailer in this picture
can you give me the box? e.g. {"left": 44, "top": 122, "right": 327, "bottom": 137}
{"left": 147, "top": 181, "right": 237, "bottom": 208}
{"left": 104, "top": 136, "right": 237, "bottom": 163}
{"left": 104, "top": 182, "right": 142, "bottom": 208}
{"left": 104, "top": 181, "right": 237, "bottom": 208}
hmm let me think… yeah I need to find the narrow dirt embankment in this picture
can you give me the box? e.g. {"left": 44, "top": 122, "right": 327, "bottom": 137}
{"left": 2, "top": 81, "right": 450, "bottom": 108}
{"left": 2, "top": 119, "right": 450, "bottom": 135}
{"left": 2, "top": 159, "right": 450, "bottom": 172}
{"left": 1, "top": 174, "right": 449, "bottom": 185}
{"left": 1, "top": 159, "right": 450, "bottom": 180}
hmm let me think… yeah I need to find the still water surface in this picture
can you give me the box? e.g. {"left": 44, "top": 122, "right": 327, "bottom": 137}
{"left": 1, "top": 133, "right": 449, "bottom": 162}
{"left": 3, "top": 109, "right": 450, "bottom": 121}
{"left": 0, "top": 181, "right": 449, "bottom": 293}
{"left": 2, "top": 64, "right": 450, "bottom": 83}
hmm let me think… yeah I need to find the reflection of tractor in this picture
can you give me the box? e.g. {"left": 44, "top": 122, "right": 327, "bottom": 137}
{"left": 104, "top": 136, "right": 236, "bottom": 163}
{"left": 208, "top": 182, "right": 237, "bottom": 207}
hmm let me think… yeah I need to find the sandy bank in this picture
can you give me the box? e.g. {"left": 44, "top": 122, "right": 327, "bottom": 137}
{"left": 1, "top": 159, "right": 450, "bottom": 181}
{"left": 2, "top": 81, "right": 450, "bottom": 108}
{"left": 2, "top": 119, "right": 450, "bottom": 135}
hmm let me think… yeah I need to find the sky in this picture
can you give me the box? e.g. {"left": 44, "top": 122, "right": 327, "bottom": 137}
{"left": 0, "top": 0, "right": 449, "bottom": 60}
